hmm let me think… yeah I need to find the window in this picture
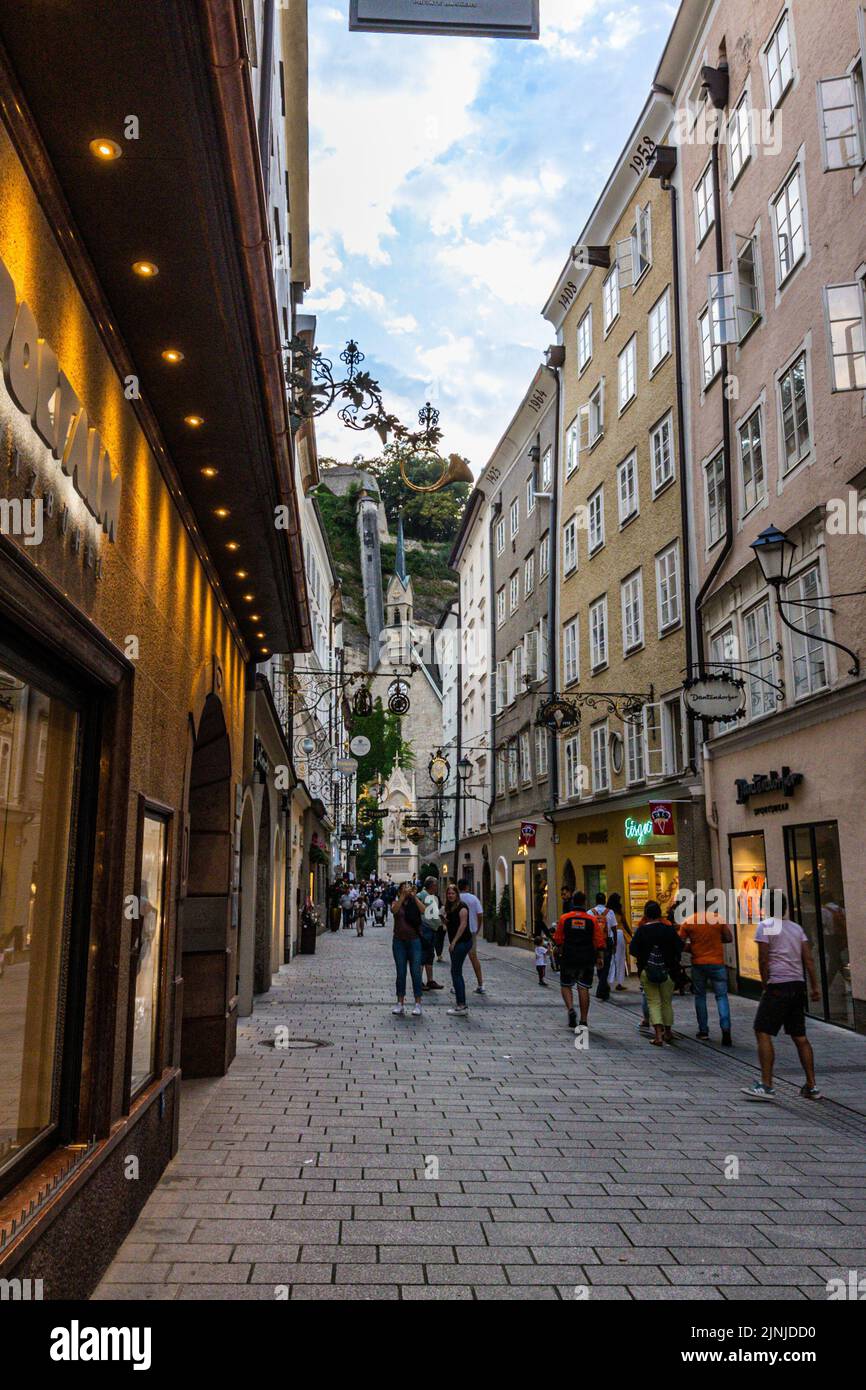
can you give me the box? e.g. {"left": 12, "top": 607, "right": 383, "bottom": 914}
{"left": 519, "top": 730, "right": 532, "bottom": 784}
{"left": 539, "top": 531, "right": 550, "bottom": 577}
{"left": 589, "top": 596, "right": 607, "bottom": 670}
{"left": 563, "top": 735, "right": 582, "bottom": 800}
{"left": 656, "top": 544, "right": 681, "bottom": 632}
{"left": 602, "top": 267, "right": 619, "bottom": 331}
{"left": 507, "top": 739, "right": 519, "bottom": 791}
{"left": 744, "top": 599, "right": 776, "bottom": 718}
{"left": 651, "top": 413, "right": 675, "bottom": 494}
{"left": 618, "top": 335, "right": 637, "bottom": 411}
{"left": 563, "top": 516, "right": 577, "bottom": 575}
{"left": 496, "top": 660, "right": 507, "bottom": 712}
{"left": 506, "top": 651, "right": 516, "bottom": 704}
{"left": 589, "top": 380, "right": 604, "bottom": 443}
{"left": 773, "top": 166, "right": 805, "bottom": 283}
{"left": 817, "top": 75, "right": 865, "bottom": 170}
{"left": 524, "top": 552, "right": 535, "bottom": 596}
{"left": 131, "top": 803, "right": 171, "bottom": 1097}
{"left": 588, "top": 486, "right": 604, "bottom": 553}
{"left": 705, "top": 452, "right": 726, "bottom": 546}
{"left": 786, "top": 566, "right": 829, "bottom": 698}
{"left": 591, "top": 723, "right": 610, "bottom": 793}
{"left": 728, "top": 90, "right": 752, "bottom": 182}
{"left": 778, "top": 352, "right": 811, "bottom": 471}
{"left": 0, "top": 659, "right": 80, "bottom": 1185}
{"left": 648, "top": 289, "right": 670, "bottom": 372}
{"left": 496, "top": 746, "right": 507, "bottom": 795}
{"left": 824, "top": 283, "right": 866, "bottom": 392}
{"left": 735, "top": 232, "right": 762, "bottom": 337}
{"left": 510, "top": 497, "right": 519, "bottom": 539}
{"left": 765, "top": 9, "right": 794, "bottom": 110}
{"left": 709, "top": 625, "right": 740, "bottom": 733}
{"left": 495, "top": 518, "right": 505, "bottom": 556}
{"left": 695, "top": 162, "right": 715, "bottom": 245}
{"left": 509, "top": 571, "right": 519, "bottom": 613}
{"left": 625, "top": 717, "right": 646, "bottom": 784}
{"left": 633, "top": 203, "right": 652, "bottom": 280}
{"left": 526, "top": 475, "right": 536, "bottom": 515}
{"left": 535, "top": 726, "right": 549, "bottom": 780}
{"left": 539, "top": 622, "right": 549, "bottom": 682}
{"left": 565, "top": 418, "right": 580, "bottom": 476}
{"left": 496, "top": 586, "right": 506, "bottom": 627}
{"left": 621, "top": 570, "right": 644, "bottom": 653}
{"left": 739, "top": 408, "right": 766, "bottom": 514}
{"left": 661, "top": 695, "right": 684, "bottom": 774}
{"left": 617, "top": 452, "right": 639, "bottom": 525}
{"left": 577, "top": 307, "right": 593, "bottom": 372}
{"left": 541, "top": 448, "right": 552, "bottom": 491}
{"left": 699, "top": 306, "right": 722, "bottom": 385}
{"left": 564, "top": 618, "right": 579, "bottom": 685}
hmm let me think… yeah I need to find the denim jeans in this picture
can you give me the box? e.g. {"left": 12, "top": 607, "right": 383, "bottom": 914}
{"left": 450, "top": 937, "right": 473, "bottom": 1006}
{"left": 393, "top": 937, "right": 423, "bottom": 1001}
{"left": 691, "top": 962, "right": 731, "bottom": 1033}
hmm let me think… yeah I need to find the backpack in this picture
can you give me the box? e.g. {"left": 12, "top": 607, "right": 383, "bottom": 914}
{"left": 645, "top": 941, "right": 669, "bottom": 985}
{"left": 423, "top": 895, "right": 441, "bottom": 925}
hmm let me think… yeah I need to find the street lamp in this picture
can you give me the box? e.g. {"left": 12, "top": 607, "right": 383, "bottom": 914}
{"left": 750, "top": 524, "right": 796, "bottom": 588}
{"left": 457, "top": 754, "right": 473, "bottom": 784}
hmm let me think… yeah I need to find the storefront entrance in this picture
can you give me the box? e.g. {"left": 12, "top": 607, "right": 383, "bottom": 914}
{"left": 786, "top": 822, "right": 852, "bottom": 1028}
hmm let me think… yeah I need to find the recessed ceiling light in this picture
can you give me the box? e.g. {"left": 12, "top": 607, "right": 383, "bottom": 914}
{"left": 132, "top": 260, "right": 159, "bottom": 278}
{"left": 201, "top": 467, "right": 218, "bottom": 478}
{"left": 250, "top": 614, "right": 261, "bottom": 621}
{"left": 256, "top": 631, "right": 265, "bottom": 639}
{"left": 90, "top": 137, "right": 122, "bottom": 161}
{"left": 214, "top": 508, "right": 230, "bottom": 519}
{"left": 243, "top": 593, "right": 255, "bottom": 602}
{"left": 162, "top": 348, "right": 184, "bottom": 363}
{"left": 226, "top": 542, "right": 240, "bottom": 552}
{"left": 235, "top": 570, "right": 248, "bottom": 579}
{"left": 185, "top": 415, "right": 204, "bottom": 428}
{"left": 260, "top": 647, "right": 270, "bottom": 656}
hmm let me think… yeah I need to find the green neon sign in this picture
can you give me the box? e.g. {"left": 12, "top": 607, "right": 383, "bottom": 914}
{"left": 624, "top": 816, "right": 653, "bottom": 847}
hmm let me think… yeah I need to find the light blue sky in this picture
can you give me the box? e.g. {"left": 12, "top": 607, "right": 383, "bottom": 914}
{"left": 306, "top": 0, "right": 678, "bottom": 471}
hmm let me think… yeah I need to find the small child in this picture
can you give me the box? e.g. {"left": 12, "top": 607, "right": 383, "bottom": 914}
{"left": 534, "top": 936, "right": 549, "bottom": 986}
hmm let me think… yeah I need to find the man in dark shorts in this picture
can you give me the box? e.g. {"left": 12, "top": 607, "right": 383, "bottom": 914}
{"left": 553, "top": 891, "right": 606, "bottom": 1032}
{"left": 743, "top": 890, "right": 822, "bottom": 1101}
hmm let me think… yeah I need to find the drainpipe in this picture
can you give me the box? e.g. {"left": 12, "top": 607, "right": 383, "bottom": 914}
{"left": 692, "top": 65, "right": 734, "bottom": 674}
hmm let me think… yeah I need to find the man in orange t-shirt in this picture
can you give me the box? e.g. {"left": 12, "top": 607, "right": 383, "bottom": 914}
{"left": 679, "top": 912, "right": 734, "bottom": 1044}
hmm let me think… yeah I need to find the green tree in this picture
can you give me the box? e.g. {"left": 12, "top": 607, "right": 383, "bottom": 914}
{"left": 365, "top": 445, "right": 470, "bottom": 543}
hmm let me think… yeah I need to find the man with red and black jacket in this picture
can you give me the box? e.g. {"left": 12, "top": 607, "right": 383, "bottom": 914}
{"left": 554, "top": 891, "right": 607, "bottom": 1032}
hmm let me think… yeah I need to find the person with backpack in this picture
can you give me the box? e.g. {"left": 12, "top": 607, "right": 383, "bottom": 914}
{"left": 629, "top": 900, "right": 683, "bottom": 1045}
{"left": 592, "top": 892, "right": 617, "bottom": 1000}
{"left": 553, "top": 891, "right": 607, "bottom": 1033}
{"left": 418, "top": 876, "right": 445, "bottom": 992}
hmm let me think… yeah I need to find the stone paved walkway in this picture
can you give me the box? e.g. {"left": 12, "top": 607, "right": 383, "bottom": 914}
{"left": 94, "top": 927, "right": 866, "bottom": 1301}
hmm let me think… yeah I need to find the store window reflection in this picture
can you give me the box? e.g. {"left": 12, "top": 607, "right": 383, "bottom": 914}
{"left": 0, "top": 665, "right": 78, "bottom": 1178}
{"left": 729, "top": 831, "right": 767, "bottom": 984}
{"left": 130, "top": 809, "right": 169, "bottom": 1096}
{"left": 786, "top": 822, "right": 851, "bottom": 1028}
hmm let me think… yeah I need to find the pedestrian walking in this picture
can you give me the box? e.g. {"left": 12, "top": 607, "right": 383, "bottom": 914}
{"left": 443, "top": 883, "right": 472, "bottom": 1017}
{"left": 356, "top": 891, "right": 366, "bottom": 936}
{"left": 742, "top": 890, "right": 822, "bottom": 1101}
{"left": 678, "top": 907, "right": 734, "bottom": 1044}
{"left": 592, "top": 892, "right": 616, "bottom": 1000}
{"left": 534, "top": 935, "right": 549, "bottom": 986}
{"left": 340, "top": 887, "right": 354, "bottom": 931}
{"left": 553, "top": 891, "right": 606, "bottom": 1033}
{"left": 629, "top": 901, "right": 683, "bottom": 1046}
{"left": 391, "top": 881, "right": 425, "bottom": 1018}
{"left": 606, "top": 892, "right": 631, "bottom": 990}
{"left": 457, "top": 878, "right": 485, "bottom": 995}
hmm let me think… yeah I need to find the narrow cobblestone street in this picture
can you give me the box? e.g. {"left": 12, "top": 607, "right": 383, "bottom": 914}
{"left": 95, "top": 928, "right": 866, "bottom": 1301}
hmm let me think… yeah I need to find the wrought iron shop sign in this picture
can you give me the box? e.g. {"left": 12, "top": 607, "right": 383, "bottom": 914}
{"left": 349, "top": 1, "right": 540, "bottom": 39}
{"left": 683, "top": 672, "right": 745, "bottom": 721}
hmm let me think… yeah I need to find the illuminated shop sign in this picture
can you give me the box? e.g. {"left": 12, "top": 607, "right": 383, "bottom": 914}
{"left": 349, "top": 0, "right": 540, "bottom": 39}
{"left": 0, "top": 251, "right": 122, "bottom": 546}
{"left": 625, "top": 816, "right": 653, "bottom": 846}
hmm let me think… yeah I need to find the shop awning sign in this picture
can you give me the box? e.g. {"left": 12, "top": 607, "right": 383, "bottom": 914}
{"left": 349, "top": 1, "right": 540, "bottom": 39}
{"left": 682, "top": 672, "right": 745, "bottom": 721}
{"left": 649, "top": 802, "right": 675, "bottom": 836}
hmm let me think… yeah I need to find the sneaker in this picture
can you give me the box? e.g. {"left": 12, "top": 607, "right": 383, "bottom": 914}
{"left": 742, "top": 1082, "right": 775, "bottom": 1101}
{"left": 567, "top": 1009, "right": 577, "bottom": 1029}
{"left": 411, "top": 1004, "right": 422, "bottom": 1017}
{"left": 800, "top": 1084, "right": 822, "bottom": 1100}
{"left": 392, "top": 1004, "right": 404, "bottom": 1016}
{"left": 475, "top": 986, "right": 486, "bottom": 995}
{"left": 447, "top": 1005, "right": 468, "bottom": 1017}
{"left": 695, "top": 1031, "right": 710, "bottom": 1040}
{"left": 721, "top": 1030, "right": 733, "bottom": 1047}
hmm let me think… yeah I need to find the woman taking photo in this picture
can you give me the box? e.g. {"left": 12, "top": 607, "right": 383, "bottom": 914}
{"left": 391, "top": 881, "right": 425, "bottom": 1017}
{"left": 443, "top": 882, "right": 472, "bottom": 1018}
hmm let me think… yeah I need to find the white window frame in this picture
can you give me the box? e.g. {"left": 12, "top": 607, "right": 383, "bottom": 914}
{"left": 625, "top": 715, "right": 647, "bottom": 785}
{"left": 539, "top": 531, "right": 550, "bottom": 578}
{"left": 620, "top": 568, "right": 644, "bottom": 654}
{"left": 699, "top": 305, "right": 722, "bottom": 386}
{"left": 563, "top": 617, "right": 579, "bottom": 686}
{"left": 496, "top": 586, "right": 506, "bottom": 628}
{"left": 743, "top": 597, "right": 777, "bottom": 720}
{"left": 565, "top": 417, "right": 580, "bottom": 477}
{"left": 519, "top": 729, "right": 532, "bottom": 785}
{"left": 650, "top": 412, "right": 675, "bottom": 495}
{"left": 823, "top": 282, "right": 866, "bottom": 392}
{"left": 509, "top": 497, "right": 519, "bottom": 540}
{"left": 563, "top": 516, "right": 577, "bottom": 575}
{"left": 588, "top": 486, "right": 605, "bottom": 554}
{"left": 563, "top": 735, "right": 582, "bottom": 801}
{"left": 695, "top": 161, "right": 715, "bottom": 246}
{"left": 617, "top": 451, "right": 639, "bottom": 526}
{"left": 577, "top": 306, "right": 593, "bottom": 373}
{"left": 738, "top": 406, "right": 766, "bottom": 515}
{"left": 728, "top": 88, "right": 752, "bottom": 184}
{"left": 541, "top": 447, "right": 552, "bottom": 491}
{"left": 524, "top": 552, "right": 535, "bottom": 596}
{"left": 709, "top": 625, "right": 740, "bottom": 735}
{"left": 655, "top": 543, "right": 682, "bottom": 634}
{"left": 495, "top": 518, "right": 505, "bottom": 556}
{"left": 648, "top": 288, "right": 671, "bottom": 373}
{"left": 660, "top": 694, "right": 685, "bottom": 774}
{"left": 602, "top": 268, "right": 620, "bottom": 333}
{"left": 526, "top": 475, "right": 536, "bottom": 515}
{"left": 785, "top": 563, "right": 830, "bottom": 699}
{"left": 535, "top": 725, "right": 549, "bottom": 781}
{"left": 772, "top": 163, "right": 806, "bottom": 287}
{"left": 591, "top": 722, "right": 610, "bottom": 794}
{"left": 509, "top": 571, "right": 519, "bottom": 614}
{"left": 817, "top": 73, "right": 866, "bottom": 171}
{"left": 777, "top": 349, "right": 812, "bottom": 474}
{"left": 589, "top": 595, "right": 608, "bottom": 671}
{"left": 618, "top": 334, "right": 637, "bottom": 412}
{"left": 704, "top": 451, "right": 726, "bottom": 547}
{"left": 589, "top": 379, "right": 605, "bottom": 444}
{"left": 764, "top": 8, "right": 795, "bottom": 112}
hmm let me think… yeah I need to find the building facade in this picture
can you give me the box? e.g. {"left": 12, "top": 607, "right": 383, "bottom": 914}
{"left": 660, "top": 0, "right": 866, "bottom": 1029}
{"left": 542, "top": 91, "right": 711, "bottom": 933}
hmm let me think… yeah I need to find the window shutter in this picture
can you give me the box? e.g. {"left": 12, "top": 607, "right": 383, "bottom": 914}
{"left": 708, "top": 271, "right": 738, "bottom": 346}
{"left": 643, "top": 703, "right": 665, "bottom": 780}
{"left": 616, "top": 237, "right": 636, "bottom": 290}
{"left": 524, "top": 630, "right": 539, "bottom": 683}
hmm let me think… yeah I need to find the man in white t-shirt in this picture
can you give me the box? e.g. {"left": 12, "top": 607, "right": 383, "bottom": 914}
{"left": 742, "top": 890, "right": 822, "bottom": 1102}
{"left": 458, "top": 879, "right": 485, "bottom": 995}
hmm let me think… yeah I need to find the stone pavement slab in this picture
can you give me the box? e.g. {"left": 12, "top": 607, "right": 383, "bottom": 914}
{"left": 93, "top": 927, "right": 866, "bottom": 1301}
